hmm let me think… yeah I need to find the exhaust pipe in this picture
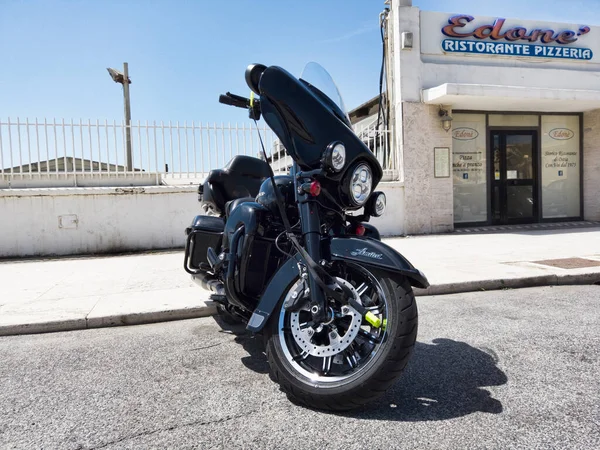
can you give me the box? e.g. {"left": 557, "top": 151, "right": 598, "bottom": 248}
{"left": 191, "top": 272, "right": 225, "bottom": 296}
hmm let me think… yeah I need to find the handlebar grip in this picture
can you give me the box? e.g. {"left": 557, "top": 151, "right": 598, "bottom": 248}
{"left": 227, "top": 92, "right": 250, "bottom": 104}
{"left": 219, "top": 94, "right": 242, "bottom": 107}
{"left": 219, "top": 92, "right": 249, "bottom": 109}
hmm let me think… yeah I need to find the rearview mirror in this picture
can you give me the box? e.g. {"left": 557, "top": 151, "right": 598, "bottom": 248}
{"left": 245, "top": 63, "right": 266, "bottom": 95}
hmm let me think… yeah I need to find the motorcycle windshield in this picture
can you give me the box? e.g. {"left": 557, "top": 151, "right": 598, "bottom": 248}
{"left": 299, "top": 62, "right": 350, "bottom": 123}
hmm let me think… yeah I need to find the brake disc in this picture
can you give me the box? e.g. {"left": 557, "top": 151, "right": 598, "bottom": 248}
{"left": 289, "top": 278, "right": 363, "bottom": 358}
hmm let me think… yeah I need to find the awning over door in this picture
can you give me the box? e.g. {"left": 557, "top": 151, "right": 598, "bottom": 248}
{"left": 422, "top": 83, "right": 600, "bottom": 112}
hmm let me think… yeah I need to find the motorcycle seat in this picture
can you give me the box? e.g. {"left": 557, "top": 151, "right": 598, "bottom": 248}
{"left": 201, "top": 155, "right": 271, "bottom": 215}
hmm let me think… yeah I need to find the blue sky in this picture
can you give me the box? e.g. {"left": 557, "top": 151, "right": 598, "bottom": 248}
{"left": 1, "top": 0, "right": 599, "bottom": 125}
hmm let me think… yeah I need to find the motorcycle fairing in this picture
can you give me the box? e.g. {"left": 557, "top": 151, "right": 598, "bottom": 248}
{"left": 259, "top": 66, "right": 382, "bottom": 183}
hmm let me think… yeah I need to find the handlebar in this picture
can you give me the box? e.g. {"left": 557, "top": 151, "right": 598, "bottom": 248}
{"left": 219, "top": 92, "right": 249, "bottom": 109}
{"left": 219, "top": 91, "right": 261, "bottom": 120}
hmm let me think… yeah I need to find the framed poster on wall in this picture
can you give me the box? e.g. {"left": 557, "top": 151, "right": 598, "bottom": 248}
{"left": 434, "top": 147, "right": 450, "bottom": 178}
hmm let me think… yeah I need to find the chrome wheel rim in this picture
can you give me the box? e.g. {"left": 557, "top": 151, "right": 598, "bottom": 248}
{"left": 278, "top": 264, "right": 388, "bottom": 383}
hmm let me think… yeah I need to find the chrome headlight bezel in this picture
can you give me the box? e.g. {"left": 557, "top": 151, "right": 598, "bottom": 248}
{"left": 323, "top": 141, "right": 346, "bottom": 173}
{"left": 365, "top": 191, "right": 386, "bottom": 217}
{"left": 347, "top": 163, "right": 373, "bottom": 207}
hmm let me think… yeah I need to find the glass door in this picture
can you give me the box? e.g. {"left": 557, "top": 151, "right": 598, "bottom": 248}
{"left": 491, "top": 131, "right": 538, "bottom": 225}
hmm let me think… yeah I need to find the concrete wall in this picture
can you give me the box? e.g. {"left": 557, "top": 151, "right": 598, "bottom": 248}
{"left": 1, "top": 173, "right": 160, "bottom": 189}
{"left": 0, "top": 186, "right": 198, "bottom": 257}
{"left": 583, "top": 109, "right": 600, "bottom": 221}
{"left": 0, "top": 183, "right": 407, "bottom": 258}
{"left": 401, "top": 102, "right": 454, "bottom": 234}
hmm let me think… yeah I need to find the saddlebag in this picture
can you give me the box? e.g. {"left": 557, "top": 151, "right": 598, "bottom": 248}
{"left": 184, "top": 215, "right": 225, "bottom": 273}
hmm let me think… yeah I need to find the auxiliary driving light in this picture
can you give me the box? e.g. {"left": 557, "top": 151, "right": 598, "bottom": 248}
{"left": 324, "top": 141, "right": 346, "bottom": 172}
{"left": 366, "top": 191, "right": 386, "bottom": 217}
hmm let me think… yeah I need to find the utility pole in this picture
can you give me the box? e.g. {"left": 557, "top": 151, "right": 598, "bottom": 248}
{"left": 122, "top": 62, "right": 132, "bottom": 171}
{"left": 107, "top": 63, "right": 133, "bottom": 170}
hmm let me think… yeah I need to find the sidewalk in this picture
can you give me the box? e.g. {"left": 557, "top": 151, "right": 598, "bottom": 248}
{"left": 1, "top": 227, "right": 599, "bottom": 336}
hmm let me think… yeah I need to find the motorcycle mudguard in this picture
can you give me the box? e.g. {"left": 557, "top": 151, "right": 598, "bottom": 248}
{"left": 329, "top": 237, "right": 429, "bottom": 289}
{"left": 246, "top": 237, "right": 429, "bottom": 333}
{"left": 246, "top": 254, "right": 302, "bottom": 333}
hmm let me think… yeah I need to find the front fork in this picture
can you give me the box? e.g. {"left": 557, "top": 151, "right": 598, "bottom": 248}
{"left": 293, "top": 161, "right": 329, "bottom": 323}
{"left": 298, "top": 196, "right": 329, "bottom": 323}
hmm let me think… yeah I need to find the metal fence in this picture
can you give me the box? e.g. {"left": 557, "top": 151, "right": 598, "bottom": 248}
{"left": 0, "top": 117, "right": 394, "bottom": 187}
{"left": 354, "top": 120, "right": 394, "bottom": 177}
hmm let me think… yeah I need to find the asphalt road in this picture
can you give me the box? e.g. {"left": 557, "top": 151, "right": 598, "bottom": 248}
{"left": 1, "top": 285, "right": 599, "bottom": 450}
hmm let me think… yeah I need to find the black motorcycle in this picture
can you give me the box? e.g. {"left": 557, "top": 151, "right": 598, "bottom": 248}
{"left": 184, "top": 62, "right": 429, "bottom": 411}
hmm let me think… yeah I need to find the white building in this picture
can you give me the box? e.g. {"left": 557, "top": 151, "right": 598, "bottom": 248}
{"left": 383, "top": 0, "right": 600, "bottom": 234}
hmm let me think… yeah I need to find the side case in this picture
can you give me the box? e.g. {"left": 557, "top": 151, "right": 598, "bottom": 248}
{"left": 184, "top": 215, "right": 225, "bottom": 274}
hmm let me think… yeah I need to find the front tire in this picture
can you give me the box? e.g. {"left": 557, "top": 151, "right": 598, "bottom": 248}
{"left": 264, "top": 265, "right": 418, "bottom": 411}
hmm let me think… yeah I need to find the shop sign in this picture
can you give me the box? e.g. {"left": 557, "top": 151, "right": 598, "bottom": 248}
{"left": 549, "top": 128, "right": 574, "bottom": 140}
{"left": 441, "top": 15, "right": 593, "bottom": 60}
{"left": 452, "top": 127, "right": 479, "bottom": 140}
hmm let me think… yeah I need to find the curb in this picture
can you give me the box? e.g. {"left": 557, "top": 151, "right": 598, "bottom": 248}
{"left": 1, "top": 274, "right": 599, "bottom": 337}
{"left": 414, "top": 273, "right": 600, "bottom": 296}
{"left": 0, "top": 318, "right": 89, "bottom": 337}
{"left": 0, "top": 302, "right": 218, "bottom": 337}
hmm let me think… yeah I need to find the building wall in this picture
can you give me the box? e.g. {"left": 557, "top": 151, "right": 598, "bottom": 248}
{"left": 389, "top": 4, "right": 454, "bottom": 234}
{"left": 402, "top": 102, "right": 453, "bottom": 234}
{"left": 583, "top": 109, "right": 600, "bottom": 220}
{"left": 388, "top": 1, "right": 600, "bottom": 231}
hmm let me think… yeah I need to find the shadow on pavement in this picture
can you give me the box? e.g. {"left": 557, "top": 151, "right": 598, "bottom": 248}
{"left": 352, "top": 338, "right": 508, "bottom": 421}
{"left": 213, "top": 315, "right": 270, "bottom": 375}
{"left": 213, "top": 313, "right": 508, "bottom": 421}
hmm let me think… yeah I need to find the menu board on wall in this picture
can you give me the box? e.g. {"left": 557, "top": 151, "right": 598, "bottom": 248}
{"left": 452, "top": 114, "right": 487, "bottom": 223}
{"left": 541, "top": 116, "right": 580, "bottom": 218}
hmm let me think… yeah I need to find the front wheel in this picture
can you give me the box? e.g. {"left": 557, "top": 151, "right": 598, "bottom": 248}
{"left": 264, "top": 263, "right": 418, "bottom": 411}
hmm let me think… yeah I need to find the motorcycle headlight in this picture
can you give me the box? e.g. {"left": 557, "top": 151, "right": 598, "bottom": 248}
{"left": 366, "top": 191, "right": 386, "bottom": 217}
{"left": 324, "top": 141, "right": 346, "bottom": 172}
{"left": 349, "top": 163, "right": 372, "bottom": 206}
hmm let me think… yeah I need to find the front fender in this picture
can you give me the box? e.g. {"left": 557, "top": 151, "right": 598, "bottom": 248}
{"left": 246, "top": 237, "right": 429, "bottom": 333}
{"left": 246, "top": 255, "right": 301, "bottom": 333}
{"left": 330, "top": 237, "right": 429, "bottom": 289}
